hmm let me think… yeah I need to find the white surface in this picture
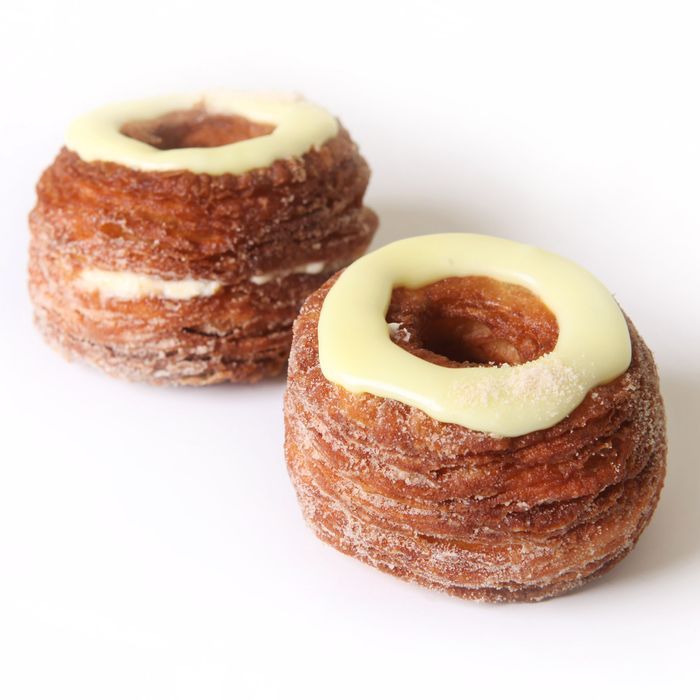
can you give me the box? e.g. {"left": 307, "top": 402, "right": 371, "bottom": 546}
{"left": 1, "top": 1, "right": 699, "bottom": 698}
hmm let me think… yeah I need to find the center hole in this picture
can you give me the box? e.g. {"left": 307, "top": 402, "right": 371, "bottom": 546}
{"left": 120, "top": 107, "right": 275, "bottom": 150}
{"left": 385, "top": 276, "right": 559, "bottom": 368}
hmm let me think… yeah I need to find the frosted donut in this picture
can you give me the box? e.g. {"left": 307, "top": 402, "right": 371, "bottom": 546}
{"left": 284, "top": 233, "right": 666, "bottom": 602}
{"left": 29, "top": 91, "right": 378, "bottom": 384}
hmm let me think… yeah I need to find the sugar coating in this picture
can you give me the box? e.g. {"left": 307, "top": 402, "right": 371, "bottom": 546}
{"left": 283, "top": 277, "right": 667, "bottom": 602}
{"left": 29, "top": 123, "right": 378, "bottom": 385}
{"left": 448, "top": 355, "right": 584, "bottom": 420}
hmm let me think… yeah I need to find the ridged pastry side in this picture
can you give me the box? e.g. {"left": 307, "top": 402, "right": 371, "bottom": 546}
{"left": 28, "top": 128, "right": 377, "bottom": 384}
{"left": 284, "top": 276, "right": 666, "bottom": 602}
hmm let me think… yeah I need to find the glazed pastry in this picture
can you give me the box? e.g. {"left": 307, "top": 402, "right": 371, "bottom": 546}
{"left": 29, "top": 91, "right": 377, "bottom": 384}
{"left": 284, "top": 234, "right": 666, "bottom": 602}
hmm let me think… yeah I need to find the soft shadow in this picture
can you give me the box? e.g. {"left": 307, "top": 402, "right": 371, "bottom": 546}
{"left": 370, "top": 201, "right": 472, "bottom": 249}
{"left": 168, "top": 371, "right": 288, "bottom": 396}
{"left": 590, "top": 372, "right": 700, "bottom": 587}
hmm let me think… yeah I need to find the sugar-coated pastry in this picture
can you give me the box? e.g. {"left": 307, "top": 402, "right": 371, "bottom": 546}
{"left": 29, "top": 91, "right": 377, "bottom": 384}
{"left": 284, "top": 234, "right": 666, "bottom": 602}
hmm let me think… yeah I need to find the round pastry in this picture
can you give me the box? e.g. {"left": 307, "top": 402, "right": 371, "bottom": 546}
{"left": 284, "top": 234, "right": 666, "bottom": 602}
{"left": 29, "top": 91, "right": 377, "bottom": 384}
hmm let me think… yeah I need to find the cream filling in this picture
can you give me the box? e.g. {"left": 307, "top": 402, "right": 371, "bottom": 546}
{"left": 77, "top": 269, "right": 221, "bottom": 300}
{"left": 317, "top": 233, "right": 631, "bottom": 438}
{"left": 251, "top": 261, "right": 326, "bottom": 285}
{"left": 65, "top": 91, "right": 339, "bottom": 175}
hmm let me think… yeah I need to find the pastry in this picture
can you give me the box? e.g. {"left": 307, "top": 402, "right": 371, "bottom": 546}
{"left": 284, "top": 233, "right": 666, "bottom": 602}
{"left": 29, "top": 91, "right": 377, "bottom": 384}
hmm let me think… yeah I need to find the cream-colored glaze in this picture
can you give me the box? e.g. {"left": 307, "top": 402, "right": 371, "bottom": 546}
{"left": 78, "top": 269, "right": 221, "bottom": 300}
{"left": 318, "top": 233, "right": 631, "bottom": 437}
{"left": 250, "top": 261, "right": 326, "bottom": 285}
{"left": 65, "top": 91, "right": 339, "bottom": 175}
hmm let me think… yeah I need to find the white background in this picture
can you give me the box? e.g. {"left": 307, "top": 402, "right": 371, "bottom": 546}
{"left": 1, "top": 1, "right": 699, "bottom": 698}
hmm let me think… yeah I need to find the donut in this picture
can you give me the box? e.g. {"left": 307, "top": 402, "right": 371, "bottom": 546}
{"left": 29, "top": 91, "right": 377, "bottom": 384}
{"left": 284, "top": 234, "right": 666, "bottom": 602}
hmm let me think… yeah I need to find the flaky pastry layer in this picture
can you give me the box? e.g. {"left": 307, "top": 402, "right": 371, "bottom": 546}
{"left": 28, "top": 127, "right": 377, "bottom": 384}
{"left": 284, "top": 275, "right": 666, "bottom": 602}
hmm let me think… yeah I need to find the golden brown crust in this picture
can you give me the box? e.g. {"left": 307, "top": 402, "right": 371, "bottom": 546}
{"left": 284, "top": 274, "right": 667, "bottom": 602}
{"left": 28, "top": 127, "right": 377, "bottom": 384}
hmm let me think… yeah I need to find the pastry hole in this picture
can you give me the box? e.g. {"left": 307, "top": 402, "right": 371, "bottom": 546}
{"left": 386, "top": 276, "right": 559, "bottom": 368}
{"left": 120, "top": 107, "right": 275, "bottom": 150}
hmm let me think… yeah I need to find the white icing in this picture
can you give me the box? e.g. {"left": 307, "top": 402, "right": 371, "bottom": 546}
{"left": 77, "top": 269, "right": 221, "bottom": 300}
{"left": 250, "top": 261, "right": 326, "bottom": 285}
{"left": 318, "top": 233, "right": 632, "bottom": 437}
{"left": 65, "top": 91, "right": 339, "bottom": 175}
